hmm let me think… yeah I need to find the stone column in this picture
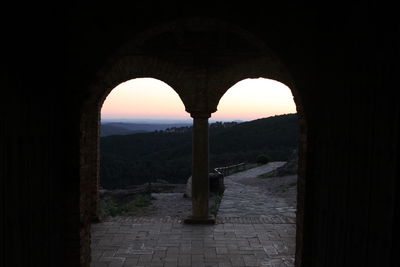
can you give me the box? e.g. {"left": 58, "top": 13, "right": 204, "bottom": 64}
{"left": 80, "top": 109, "right": 101, "bottom": 223}
{"left": 184, "top": 112, "right": 215, "bottom": 224}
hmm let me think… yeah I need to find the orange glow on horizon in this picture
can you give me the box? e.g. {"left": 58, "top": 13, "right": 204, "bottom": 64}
{"left": 212, "top": 78, "right": 296, "bottom": 121}
{"left": 101, "top": 78, "right": 296, "bottom": 121}
{"left": 101, "top": 78, "right": 188, "bottom": 120}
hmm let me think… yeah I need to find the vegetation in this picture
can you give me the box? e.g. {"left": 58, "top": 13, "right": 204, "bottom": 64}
{"left": 100, "top": 114, "right": 299, "bottom": 189}
{"left": 101, "top": 198, "right": 120, "bottom": 217}
{"left": 210, "top": 195, "right": 223, "bottom": 216}
{"left": 100, "top": 194, "right": 152, "bottom": 217}
{"left": 256, "top": 154, "right": 271, "bottom": 165}
{"left": 101, "top": 122, "right": 191, "bottom": 136}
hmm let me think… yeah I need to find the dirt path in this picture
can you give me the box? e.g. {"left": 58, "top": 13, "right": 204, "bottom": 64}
{"left": 111, "top": 162, "right": 295, "bottom": 219}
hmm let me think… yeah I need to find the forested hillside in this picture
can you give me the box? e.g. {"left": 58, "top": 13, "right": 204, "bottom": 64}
{"left": 100, "top": 122, "right": 191, "bottom": 136}
{"left": 100, "top": 114, "right": 299, "bottom": 189}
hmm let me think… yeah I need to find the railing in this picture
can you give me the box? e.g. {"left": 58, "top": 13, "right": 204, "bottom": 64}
{"left": 214, "top": 162, "right": 246, "bottom": 177}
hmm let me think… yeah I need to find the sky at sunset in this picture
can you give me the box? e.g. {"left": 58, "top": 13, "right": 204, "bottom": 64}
{"left": 101, "top": 78, "right": 296, "bottom": 122}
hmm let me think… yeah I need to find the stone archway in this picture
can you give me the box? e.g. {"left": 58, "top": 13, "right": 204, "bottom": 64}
{"left": 211, "top": 73, "right": 308, "bottom": 265}
{"left": 79, "top": 57, "right": 188, "bottom": 265}
{"left": 79, "top": 17, "right": 308, "bottom": 266}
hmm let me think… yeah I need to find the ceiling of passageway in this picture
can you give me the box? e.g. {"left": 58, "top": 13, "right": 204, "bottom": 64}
{"left": 116, "top": 19, "right": 275, "bottom": 72}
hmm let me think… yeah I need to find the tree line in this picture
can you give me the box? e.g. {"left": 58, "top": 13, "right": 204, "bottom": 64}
{"left": 100, "top": 114, "right": 299, "bottom": 189}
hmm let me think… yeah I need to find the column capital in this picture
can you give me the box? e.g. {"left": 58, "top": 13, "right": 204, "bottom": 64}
{"left": 190, "top": 112, "right": 211, "bottom": 119}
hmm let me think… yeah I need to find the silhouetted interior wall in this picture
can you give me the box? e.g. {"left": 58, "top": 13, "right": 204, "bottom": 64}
{"left": 2, "top": 2, "right": 399, "bottom": 267}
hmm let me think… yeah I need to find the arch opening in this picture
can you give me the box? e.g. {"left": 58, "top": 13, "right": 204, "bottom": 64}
{"left": 98, "top": 77, "right": 191, "bottom": 197}
{"left": 101, "top": 78, "right": 188, "bottom": 123}
{"left": 213, "top": 78, "right": 296, "bottom": 121}
{"left": 209, "top": 77, "right": 300, "bottom": 264}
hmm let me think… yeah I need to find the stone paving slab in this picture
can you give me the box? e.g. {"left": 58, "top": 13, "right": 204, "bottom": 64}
{"left": 217, "top": 161, "right": 296, "bottom": 219}
{"left": 91, "top": 162, "right": 296, "bottom": 267}
{"left": 113, "top": 192, "right": 217, "bottom": 220}
{"left": 91, "top": 221, "right": 295, "bottom": 267}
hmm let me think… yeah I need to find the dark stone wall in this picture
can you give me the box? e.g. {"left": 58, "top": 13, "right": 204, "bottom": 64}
{"left": 2, "top": 2, "right": 398, "bottom": 266}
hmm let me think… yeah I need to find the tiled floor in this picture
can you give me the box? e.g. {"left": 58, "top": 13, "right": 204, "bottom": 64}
{"left": 91, "top": 162, "right": 297, "bottom": 267}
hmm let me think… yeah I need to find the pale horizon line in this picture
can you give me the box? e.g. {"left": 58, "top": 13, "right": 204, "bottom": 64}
{"left": 101, "top": 113, "right": 297, "bottom": 124}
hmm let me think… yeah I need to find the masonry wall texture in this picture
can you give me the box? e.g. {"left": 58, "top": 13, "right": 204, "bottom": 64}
{"left": 2, "top": 2, "right": 399, "bottom": 267}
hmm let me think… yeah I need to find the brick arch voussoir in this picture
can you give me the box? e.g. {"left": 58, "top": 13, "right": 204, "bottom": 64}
{"left": 85, "top": 55, "right": 189, "bottom": 113}
{"left": 207, "top": 57, "right": 301, "bottom": 114}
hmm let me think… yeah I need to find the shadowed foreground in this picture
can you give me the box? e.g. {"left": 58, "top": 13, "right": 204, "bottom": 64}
{"left": 91, "top": 162, "right": 296, "bottom": 266}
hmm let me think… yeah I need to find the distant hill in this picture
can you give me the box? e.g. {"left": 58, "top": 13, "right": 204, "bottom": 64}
{"left": 100, "top": 114, "right": 299, "bottom": 189}
{"left": 100, "top": 122, "right": 192, "bottom": 136}
{"left": 209, "top": 114, "right": 299, "bottom": 167}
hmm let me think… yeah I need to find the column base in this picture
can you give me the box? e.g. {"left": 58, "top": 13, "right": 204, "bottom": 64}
{"left": 183, "top": 215, "right": 216, "bottom": 224}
